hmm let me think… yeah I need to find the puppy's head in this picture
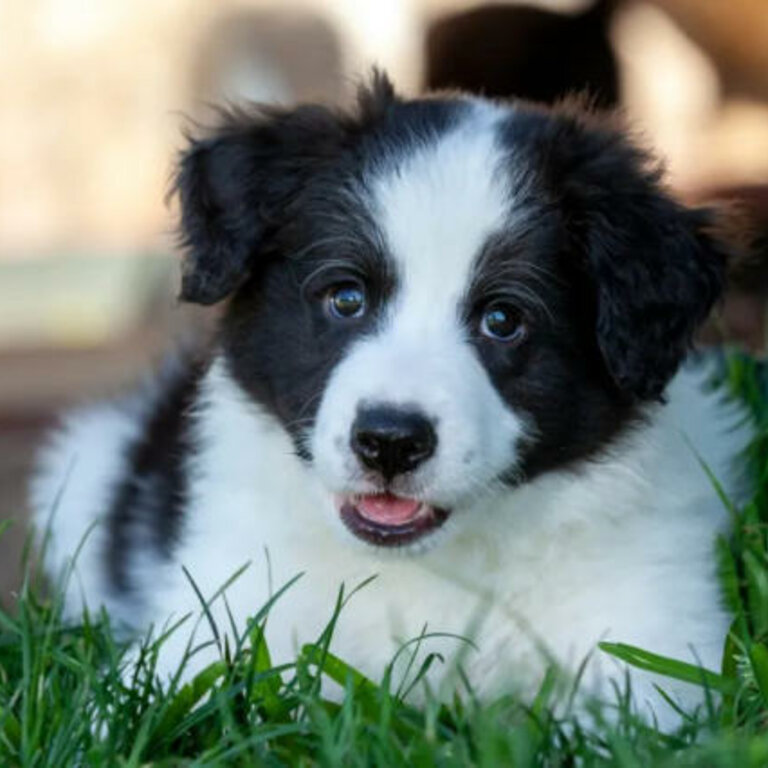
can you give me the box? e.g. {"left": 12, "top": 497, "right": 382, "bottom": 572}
{"left": 174, "top": 73, "right": 728, "bottom": 550}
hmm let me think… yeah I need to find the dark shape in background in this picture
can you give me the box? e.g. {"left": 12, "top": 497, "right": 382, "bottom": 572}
{"left": 426, "top": 0, "right": 620, "bottom": 106}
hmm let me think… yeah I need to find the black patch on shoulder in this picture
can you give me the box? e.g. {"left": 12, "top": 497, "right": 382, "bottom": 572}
{"left": 106, "top": 356, "right": 207, "bottom": 594}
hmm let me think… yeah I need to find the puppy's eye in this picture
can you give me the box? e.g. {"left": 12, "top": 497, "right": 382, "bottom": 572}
{"left": 326, "top": 283, "right": 366, "bottom": 319}
{"left": 480, "top": 303, "right": 527, "bottom": 344}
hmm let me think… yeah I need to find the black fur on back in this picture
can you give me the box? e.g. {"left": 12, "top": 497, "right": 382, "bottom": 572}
{"left": 106, "top": 356, "right": 206, "bottom": 593}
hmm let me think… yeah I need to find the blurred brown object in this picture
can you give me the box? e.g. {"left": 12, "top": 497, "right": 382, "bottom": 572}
{"left": 699, "top": 185, "right": 768, "bottom": 353}
{"left": 648, "top": 0, "right": 768, "bottom": 100}
{"left": 0, "top": 419, "right": 42, "bottom": 608}
{"left": 190, "top": 8, "right": 344, "bottom": 110}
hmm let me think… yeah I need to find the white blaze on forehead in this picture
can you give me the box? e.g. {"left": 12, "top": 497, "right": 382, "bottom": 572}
{"left": 370, "top": 106, "right": 510, "bottom": 328}
{"left": 311, "top": 107, "right": 526, "bottom": 507}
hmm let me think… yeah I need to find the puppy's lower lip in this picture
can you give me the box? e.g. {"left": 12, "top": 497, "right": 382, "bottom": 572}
{"left": 337, "top": 493, "right": 450, "bottom": 546}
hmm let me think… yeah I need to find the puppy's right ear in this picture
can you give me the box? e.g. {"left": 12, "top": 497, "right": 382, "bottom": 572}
{"left": 173, "top": 106, "right": 343, "bottom": 305}
{"left": 173, "top": 71, "right": 399, "bottom": 305}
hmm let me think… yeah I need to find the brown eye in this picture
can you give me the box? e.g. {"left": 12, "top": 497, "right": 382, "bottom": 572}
{"left": 480, "top": 303, "right": 527, "bottom": 344}
{"left": 326, "top": 283, "right": 366, "bottom": 319}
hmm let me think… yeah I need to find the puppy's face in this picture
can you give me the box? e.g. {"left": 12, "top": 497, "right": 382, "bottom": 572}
{"left": 175, "top": 74, "right": 727, "bottom": 550}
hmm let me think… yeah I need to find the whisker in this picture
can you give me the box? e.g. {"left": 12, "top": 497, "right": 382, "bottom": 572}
{"left": 294, "top": 390, "right": 326, "bottom": 421}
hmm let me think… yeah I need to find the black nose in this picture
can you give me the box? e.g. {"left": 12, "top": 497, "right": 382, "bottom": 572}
{"left": 350, "top": 406, "right": 437, "bottom": 481}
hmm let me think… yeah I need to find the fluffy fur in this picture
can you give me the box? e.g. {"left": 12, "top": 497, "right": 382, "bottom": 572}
{"left": 31, "top": 74, "right": 750, "bottom": 727}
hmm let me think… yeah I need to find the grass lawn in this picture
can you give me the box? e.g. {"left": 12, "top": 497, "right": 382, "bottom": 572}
{"left": 2, "top": 353, "right": 768, "bottom": 767}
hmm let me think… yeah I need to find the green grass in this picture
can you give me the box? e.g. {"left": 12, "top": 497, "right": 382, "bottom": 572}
{"left": 3, "top": 353, "right": 768, "bottom": 766}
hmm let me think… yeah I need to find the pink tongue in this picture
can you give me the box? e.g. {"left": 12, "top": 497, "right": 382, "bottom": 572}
{"left": 356, "top": 494, "right": 422, "bottom": 525}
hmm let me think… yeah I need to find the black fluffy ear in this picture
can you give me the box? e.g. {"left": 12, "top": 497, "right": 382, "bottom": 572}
{"left": 173, "top": 70, "right": 398, "bottom": 305}
{"left": 589, "top": 204, "right": 727, "bottom": 400}
{"left": 173, "top": 106, "right": 344, "bottom": 304}
{"left": 552, "top": 112, "right": 729, "bottom": 400}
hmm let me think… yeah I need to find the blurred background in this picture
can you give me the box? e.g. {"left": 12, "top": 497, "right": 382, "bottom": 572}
{"left": 2, "top": 0, "right": 768, "bottom": 602}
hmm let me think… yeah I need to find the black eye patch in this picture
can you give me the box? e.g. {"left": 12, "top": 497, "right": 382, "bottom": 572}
{"left": 218, "top": 204, "right": 398, "bottom": 459}
{"left": 464, "top": 219, "right": 568, "bottom": 330}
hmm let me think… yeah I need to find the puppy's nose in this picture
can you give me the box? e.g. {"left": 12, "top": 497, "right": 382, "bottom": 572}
{"left": 351, "top": 406, "right": 437, "bottom": 481}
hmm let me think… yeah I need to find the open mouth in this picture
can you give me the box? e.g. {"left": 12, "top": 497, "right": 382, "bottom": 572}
{"left": 337, "top": 493, "right": 450, "bottom": 547}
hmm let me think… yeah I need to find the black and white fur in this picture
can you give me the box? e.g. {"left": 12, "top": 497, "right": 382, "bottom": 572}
{"left": 32, "top": 74, "right": 749, "bottom": 726}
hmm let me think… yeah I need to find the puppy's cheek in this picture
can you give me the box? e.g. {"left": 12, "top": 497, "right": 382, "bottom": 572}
{"left": 433, "top": 403, "right": 525, "bottom": 499}
{"left": 491, "top": 408, "right": 532, "bottom": 482}
{"left": 310, "top": 396, "right": 353, "bottom": 488}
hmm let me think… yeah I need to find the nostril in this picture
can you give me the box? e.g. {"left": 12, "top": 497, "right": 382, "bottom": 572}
{"left": 353, "top": 433, "right": 381, "bottom": 460}
{"left": 350, "top": 405, "right": 437, "bottom": 479}
{"left": 402, "top": 435, "right": 434, "bottom": 467}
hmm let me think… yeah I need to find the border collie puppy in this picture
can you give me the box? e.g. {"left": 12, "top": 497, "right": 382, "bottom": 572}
{"left": 32, "top": 72, "right": 749, "bottom": 726}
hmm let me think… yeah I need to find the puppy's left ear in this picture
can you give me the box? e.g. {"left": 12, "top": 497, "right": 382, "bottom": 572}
{"left": 588, "top": 201, "right": 729, "bottom": 400}
{"left": 555, "top": 115, "right": 731, "bottom": 401}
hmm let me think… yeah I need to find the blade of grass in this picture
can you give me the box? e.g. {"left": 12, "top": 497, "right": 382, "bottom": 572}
{"left": 599, "top": 642, "right": 735, "bottom": 694}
